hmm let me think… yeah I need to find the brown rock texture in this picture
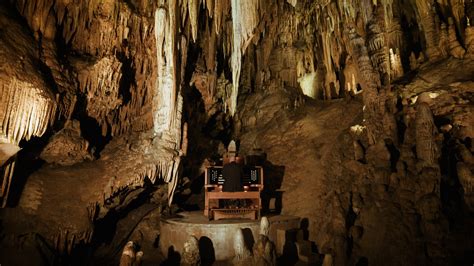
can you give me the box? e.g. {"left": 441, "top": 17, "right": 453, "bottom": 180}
{"left": 0, "top": 0, "right": 473, "bottom": 265}
{"left": 40, "top": 120, "right": 93, "bottom": 165}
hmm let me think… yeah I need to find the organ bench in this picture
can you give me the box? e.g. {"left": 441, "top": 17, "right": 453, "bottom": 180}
{"left": 204, "top": 165, "right": 264, "bottom": 220}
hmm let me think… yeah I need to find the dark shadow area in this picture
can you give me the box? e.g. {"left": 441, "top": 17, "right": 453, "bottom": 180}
{"left": 160, "top": 246, "right": 181, "bottom": 266}
{"left": 153, "top": 234, "right": 160, "bottom": 248}
{"left": 300, "top": 218, "right": 310, "bottom": 241}
{"left": 255, "top": 154, "right": 285, "bottom": 215}
{"left": 198, "top": 236, "right": 215, "bottom": 265}
{"left": 438, "top": 130, "right": 465, "bottom": 229}
{"left": 241, "top": 228, "right": 255, "bottom": 252}
{"left": 116, "top": 51, "right": 134, "bottom": 104}
{"left": 346, "top": 193, "right": 358, "bottom": 258}
{"left": 385, "top": 139, "right": 400, "bottom": 173}
{"left": 399, "top": 9, "right": 423, "bottom": 73}
{"left": 278, "top": 229, "right": 299, "bottom": 265}
{"left": 296, "top": 217, "right": 320, "bottom": 262}
{"left": 84, "top": 181, "right": 160, "bottom": 265}
{"left": 355, "top": 256, "right": 369, "bottom": 266}
{"left": 7, "top": 134, "right": 51, "bottom": 207}
{"left": 77, "top": 115, "right": 111, "bottom": 158}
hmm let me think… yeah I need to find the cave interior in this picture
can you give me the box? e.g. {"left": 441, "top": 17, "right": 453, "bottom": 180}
{"left": 0, "top": 0, "right": 474, "bottom": 265}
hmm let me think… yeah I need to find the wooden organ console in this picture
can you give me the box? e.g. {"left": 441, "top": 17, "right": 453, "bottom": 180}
{"left": 204, "top": 162, "right": 264, "bottom": 220}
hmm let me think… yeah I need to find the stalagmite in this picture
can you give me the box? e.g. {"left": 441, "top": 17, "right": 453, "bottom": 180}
{"left": 233, "top": 228, "right": 253, "bottom": 265}
{"left": 348, "top": 27, "right": 383, "bottom": 144}
{"left": 253, "top": 217, "right": 277, "bottom": 265}
{"left": 119, "top": 241, "right": 143, "bottom": 266}
{"left": 181, "top": 236, "right": 201, "bottom": 266}
{"left": 415, "top": 102, "right": 439, "bottom": 168}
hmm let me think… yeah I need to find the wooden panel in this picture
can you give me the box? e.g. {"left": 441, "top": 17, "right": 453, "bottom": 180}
{"left": 207, "top": 191, "right": 260, "bottom": 199}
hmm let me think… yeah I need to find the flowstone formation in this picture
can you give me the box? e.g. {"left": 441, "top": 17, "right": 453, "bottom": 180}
{"left": 0, "top": 0, "right": 473, "bottom": 265}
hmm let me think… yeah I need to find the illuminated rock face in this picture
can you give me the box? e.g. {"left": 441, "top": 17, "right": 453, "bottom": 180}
{"left": 40, "top": 120, "right": 93, "bottom": 165}
{"left": 0, "top": 8, "right": 56, "bottom": 145}
{"left": 0, "top": 0, "right": 473, "bottom": 265}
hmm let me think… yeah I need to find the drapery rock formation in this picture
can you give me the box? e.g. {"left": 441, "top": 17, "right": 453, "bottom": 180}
{"left": 0, "top": 0, "right": 473, "bottom": 265}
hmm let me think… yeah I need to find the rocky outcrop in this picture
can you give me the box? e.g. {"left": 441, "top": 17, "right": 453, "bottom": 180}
{"left": 232, "top": 228, "right": 253, "bottom": 265}
{"left": 181, "top": 236, "right": 201, "bottom": 266}
{"left": 40, "top": 120, "right": 93, "bottom": 165}
{"left": 119, "top": 241, "right": 143, "bottom": 266}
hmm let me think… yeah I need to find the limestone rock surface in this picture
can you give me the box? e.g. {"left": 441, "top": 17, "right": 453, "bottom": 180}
{"left": 40, "top": 120, "right": 93, "bottom": 165}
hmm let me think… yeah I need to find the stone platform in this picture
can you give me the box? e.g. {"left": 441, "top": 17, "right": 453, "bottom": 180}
{"left": 159, "top": 211, "right": 300, "bottom": 261}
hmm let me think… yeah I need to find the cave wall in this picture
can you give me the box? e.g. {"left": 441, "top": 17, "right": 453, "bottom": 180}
{"left": 0, "top": 0, "right": 473, "bottom": 264}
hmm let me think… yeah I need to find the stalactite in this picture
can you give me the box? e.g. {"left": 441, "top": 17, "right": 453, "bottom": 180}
{"left": 448, "top": 17, "right": 466, "bottom": 58}
{"left": 415, "top": 0, "right": 442, "bottom": 60}
{"left": 449, "top": 0, "right": 465, "bottom": 34}
{"left": 214, "top": 0, "right": 230, "bottom": 34}
{"left": 154, "top": 4, "right": 177, "bottom": 135}
{"left": 188, "top": 0, "right": 199, "bottom": 42}
{"left": 0, "top": 78, "right": 56, "bottom": 144}
{"left": 389, "top": 48, "right": 403, "bottom": 80}
{"left": 76, "top": 57, "right": 123, "bottom": 134}
{"left": 230, "top": 0, "right": 261, "bottom": 115}
{"left": 361, "top": 0, "right": 375, "bottom": 25}
{"left": 439, "top": 23, "right": 450, "bottom": 58}
{"left": 322, "top": 31, "right": 336, "bottom": 99}
{"left": 387, "top": 19, "right": 403, "bottom": 54}
{"left": 343, "top": 56, "right": 359, "bottom": 95}
{"left": 287, "top": 0, "right": 297, "bottom": 8}
{"left": 205, "top": 0, "right": 214, "bottom": 18}
{"left": 381, "top": 0, "right": 394, "bottom": 30}
{"left": 367, "top": 21, "right": 390, "bottom": 78}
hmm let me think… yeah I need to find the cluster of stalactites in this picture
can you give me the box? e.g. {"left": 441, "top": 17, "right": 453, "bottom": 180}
{"left": 0, "top": 78, "right": 56, "bottom": 145}
{"left": 151, "top": 0, "right": 265, "bottom": 199}
{"left": 180, "top": 0, "right": 264, "bottom": 116}
{"left": 13, "top": 0, "right": 158, "bottom": 138}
